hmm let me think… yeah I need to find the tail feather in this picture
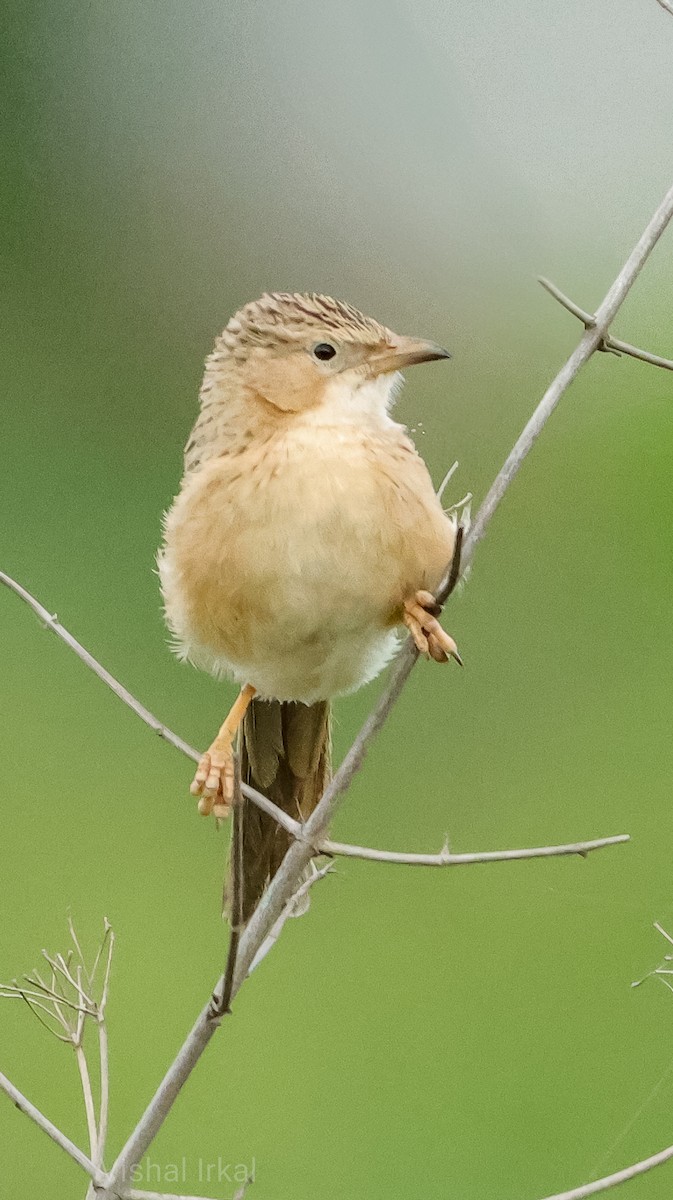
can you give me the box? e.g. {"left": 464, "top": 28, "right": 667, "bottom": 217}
{"left": 224, "top": 698, "right": 331, "bottom": 923}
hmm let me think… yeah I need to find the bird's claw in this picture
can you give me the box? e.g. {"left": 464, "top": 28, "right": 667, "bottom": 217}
{"left": 404, "top": 590, "right": 462, "bottom": 665}
{"left": 191, "top": 741, "right": 235, "bottom": 819}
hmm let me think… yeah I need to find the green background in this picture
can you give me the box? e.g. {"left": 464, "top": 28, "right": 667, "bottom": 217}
{"left": 2, "top": 2, "right": 673, "bottom": 1197}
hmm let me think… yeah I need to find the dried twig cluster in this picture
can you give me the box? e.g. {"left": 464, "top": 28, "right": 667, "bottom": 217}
{"left": 0, "top": 922, "right": 114, "bottom": 1196}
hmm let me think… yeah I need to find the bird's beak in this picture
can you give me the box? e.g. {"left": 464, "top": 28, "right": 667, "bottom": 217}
{"left": 366, "top": 335, "right": 452, "bottom": 377}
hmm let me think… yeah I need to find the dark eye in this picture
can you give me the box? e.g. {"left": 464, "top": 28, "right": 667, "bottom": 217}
{"left": 312, "top": 342, "right": 337, "bottom": 362}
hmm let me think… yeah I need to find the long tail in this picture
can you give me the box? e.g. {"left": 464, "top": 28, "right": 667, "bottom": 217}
{"left": 225, "top": 699, "right": 331, "bottom": 923}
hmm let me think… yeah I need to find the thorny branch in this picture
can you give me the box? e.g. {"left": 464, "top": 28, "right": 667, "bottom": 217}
{"left": 538, "top": 277, "right": 673, "bottom": 371}
{"left": 1, "top": 174, "right": 673, "bottom": 1199}
{"left": 0, "top": 571, "right": 628, "bottom": 871}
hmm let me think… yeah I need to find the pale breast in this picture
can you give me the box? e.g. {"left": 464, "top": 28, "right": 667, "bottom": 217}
{"left": 159, "top": 424, "right": 454, "bottom": 701}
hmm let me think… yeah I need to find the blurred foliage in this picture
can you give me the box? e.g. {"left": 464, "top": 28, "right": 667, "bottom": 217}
{"left": 2, "top": 2, "right": 673, "bottom": 1197}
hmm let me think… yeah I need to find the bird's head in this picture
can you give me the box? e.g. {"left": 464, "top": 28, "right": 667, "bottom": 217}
{"left": 201, "top": 292, "right": 450, "bottom": 425}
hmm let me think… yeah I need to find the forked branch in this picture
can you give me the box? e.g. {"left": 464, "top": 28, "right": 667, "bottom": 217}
{"left": 538, "top": 277, "right": 673, "bottom": 371}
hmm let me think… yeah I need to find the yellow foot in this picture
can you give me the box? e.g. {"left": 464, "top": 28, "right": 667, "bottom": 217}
{"left": 190, "top": 738, "right": 235, "bottom": 819}
{"left": 190, "top": 683, "right": 257, "bottom": 820}
{"left": 403, "top": 590, "right": 463, "bottom": 665}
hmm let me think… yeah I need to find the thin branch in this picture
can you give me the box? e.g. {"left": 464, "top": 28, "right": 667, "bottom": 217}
{"left": 319, "top": 833, "right": 629, "bottom": 865}
{"left": 538, "top": 277, "right": 673, "bottom": 371}
{"left": 100, "top": 921, "right": 115, "bottom": 1013}
{"left": 97, "top": 1019, "right": 110, "bottom": 1162}
{"left": 0, "top": 980, "right": 79, "bottom": 1019}
{"left": 538, "top": 278, "right": 596, "bottom": 327}
{"left": 20, "top": 975, "right": 89, "bottom": 1016}
{"left": 19, "top": 991, "right": 72, "bottom": 1042}
{"left": 0, "top": 571, "right": 627, "bottom": 863}
{"left": 656, "top": 0, "right": 673, "bottom": 15}
{"left": 631, "top": 921, "right": 673, "bottom": 987}
{"left": 537, "top": 1140, "right": 673, "bottom": 1200}
{"left": 436, "top": 458, "right": 459, "bottom": 502}
{"left": 75, "top": 966, "right": 86, "bottom": 1046}
{"left": 464, "top": 181, "right": 673, "bottom": 567}
{"left": 95, "top": 921, "right": 114, "bottom": 1172}
{"left": 653, "top": 920, "right": 673, "bottom": 947}
{"left": 0, "top": 569, "right": 295, "bottom": 836}
{"left": 97, "top": 1011, "right": 111, "bottom": 1176}
{"left": 68, "top": 917, "right": 86, "bottom": 970}
{"left": 248, "top": 861, "right": 335, "bottom": 974}
{"left": 125, "top": 1192, "right": 227, "bottom": 1200}
{"left": 0, "top": 989, "right": 69, "bottom": 1026}
{"left": 45, "top": 950, "right": 95, "bottom": 1009}
{"left": 0, "top": 1068, "right": 101, "bottom": 1182}
{"left": 76, "top": 1043, "right": 99, "bottom": 1160}
{"left": 0, "top": 571, "right": 198, "bottom": 763}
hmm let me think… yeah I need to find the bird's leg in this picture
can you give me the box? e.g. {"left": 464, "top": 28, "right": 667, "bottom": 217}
{"left": 403, "top": 591, "right": 463, "bottom": 665}
{"left": 191, "top": 683, "right": 256, "bottom": 818}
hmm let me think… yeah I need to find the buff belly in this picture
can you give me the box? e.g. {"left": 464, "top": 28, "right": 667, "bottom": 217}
{"left": 160, "top": 533, "right": 402, "bottom": 702}
{"left": 159, "top": 429, "right": 454, "bottom": 703}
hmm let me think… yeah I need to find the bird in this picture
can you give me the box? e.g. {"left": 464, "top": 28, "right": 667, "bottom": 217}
{"left": 158, "top": 292, "right": 459, "bottom": 921}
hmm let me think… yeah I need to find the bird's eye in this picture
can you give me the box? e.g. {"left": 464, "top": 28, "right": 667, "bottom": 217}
{"left": 312, "top": 342, "right": 337, "bottom": 362}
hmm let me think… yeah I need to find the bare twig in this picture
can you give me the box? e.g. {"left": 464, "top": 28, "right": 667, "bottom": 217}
{"left": 248, "top": 861, "right": 335, "bottom": 974}
{"left": 0, "top": 571, "right": 627, "bottom": 865}
{"left": 76, "top": 1040, "right": 99, "bottom": 1161}
{"left": 0, "top": 1069, "right": 101, "bottom": 1182}
{"left": 97, "top": 931, "right": 114, "bottom": 1169}
{"left": 0, "top": 570, "right": 297, "bottom": 836}
{"left": 1, "top": 921, "right": 114, "bottom": 1196}
{"left": 126, "top": 1192, "right": 228, "bottom": 1200}
{"left": 537, "top": 1140, "right": 673, "bottom": 1200}
{"left": 0, "top": 571, "right": 198, "bottom": 763}
{"left": 436, "top": 459, "right": 459, "bottom": 501}
{"left": 319, "top": 833, "right": 629, "bottom": 865}
{"left": 656, "top": 0, "right": 673, "bottom": 15}
{"left": 653, "top": 920, "right": 673, "bottom": 947}
{"left": 464, "top": 182, "right": 673, "bottom": 566}
{"left": 19, "top": 976, "right": 87, "bottom": 1015}
{"left": 631, "top": 921, "right": 673, "bottom": 989}
{"left": 538, "top": 277, "right": 673, "bottom": 371}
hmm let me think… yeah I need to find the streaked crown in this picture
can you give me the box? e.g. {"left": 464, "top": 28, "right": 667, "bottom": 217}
{"left": 216, "top": 292, "right": 395, "bottom": 358}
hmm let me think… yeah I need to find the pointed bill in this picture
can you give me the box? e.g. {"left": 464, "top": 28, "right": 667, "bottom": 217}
{"left": 366, "top": 335, "right": 451, "bottom": 377}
